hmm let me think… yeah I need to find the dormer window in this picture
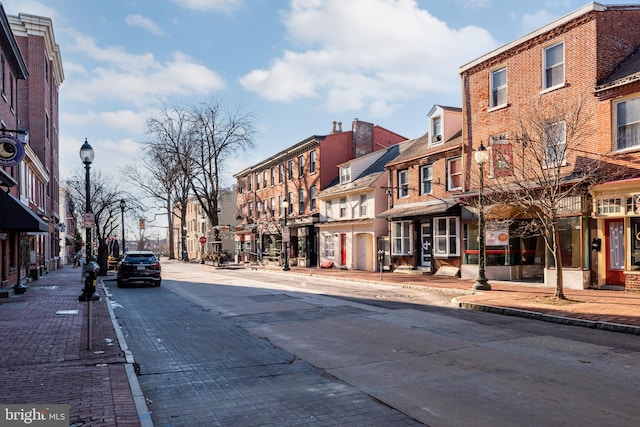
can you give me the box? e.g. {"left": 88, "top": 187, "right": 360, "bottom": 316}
{"left": 340, "top": 166, "right": 351, "bottom": 183}
{"left": 431, "top": 116, "right": 442, "bottom": 144}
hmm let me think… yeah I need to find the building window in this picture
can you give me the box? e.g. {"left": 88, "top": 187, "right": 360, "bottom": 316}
{"left": 247, "top": 175, "right": 252, "bottom": 192}
{"left": 310, "top": 150, "right": 316, "bottom": 173}
{"left": 298, "top": 189, "right": 304, "bottom": 214}
{"left": 420, "top": 165, "right": 432, "bottom": 195}
{"left": 256, "top": 172, "right": 260, "bottom": 190}
{"left": 324, "top": 234, "right": 335, "bottom": 258}
{"left": 237, "top": 178, "right": 244, "bottom": 194}
{"left": 1, "top": 56, "right": 5, "bottom": 94}
{"left": 398, "top": 169, "right": 409, "bottom": 198}
{"left": 434, "top": 217, "right": 459, "bottom": 257}
{"left": 391, "top": 221, "right": 412, "bottom": 255}
{"left": 270, "top": 197, "right": 275, "bottom": 218}
{"left": 615, "top": 97, "right": 640, "bottom": 151}
{"left": 288, "top": 160, "right": 294, "bottom": 180}
{"left": 340, "top": 166, "right": 351, "bottom": 183}
{"left": 447, "top": 158, "right": 462, "bottom": 191}
{"left": 310, "top": 185, "right": 317, "bottom": 210}
{"left": 256, "top": 201, "right": 261, "bottom": 217}
{"left": 431, "top": 116, "right": 442, "bottom": 144}
{"left": 278, "top": 195, "right": 283, "bottom": 217}
{"left": 270, "top": 167, "right": 275, "bottom": 186}
{"left": 248, "top": 202, "right": 253, "bottom": 218}
{"left": 263, "top": 170, "right": 268, "bottom": 187}
{"left": 543, "top": 41, "right": 564, "bottom": 90}
{"left": 359, "top": 194, "right": 367, "bottom": 216}
{"left": 339, "top": 197, "right": 347, "bottom": 218}
{"left": 288, "top": 192, "right": 294, "bottom": 214}
{"left": 325, "top": 200, "right": 333, "bottom": 220}
{"left": 298, "top": 155, "right": 304, "bottom": 177}
{"left": 278, "top": 163, "right": 283, "bottom": 183}
{"left": 490, "top": 67, "right": 507, "bottom": 108}
{"left": 544, "top": 121, "right": 566, "bottom": 166}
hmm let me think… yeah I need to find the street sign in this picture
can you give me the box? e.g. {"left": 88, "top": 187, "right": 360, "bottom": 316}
{"left": 83, "top": 213, "right": 95, "bottom": 228}
{"left": 199, "top": 236, "right": 207, "bottom": 244}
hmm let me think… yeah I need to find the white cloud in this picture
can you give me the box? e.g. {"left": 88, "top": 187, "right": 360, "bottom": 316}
{"left": 62, "top": 32, "right": 225, "bottom": 107}
{"left": 521, "top": 9, "right": 558, "bottom": 34}
{"left": 126, "top": 14, "right": 164, "bottom": 36}
{"left": 170, "top": 0, "right": 243, "bottom": 12}
{"left": 240, "top": 0, "right": 497, "bottom": 117}
{"left": 1, "top": 0, "right": 57, "bottom": 19}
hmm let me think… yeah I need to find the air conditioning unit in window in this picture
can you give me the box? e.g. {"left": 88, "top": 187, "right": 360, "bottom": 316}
{"left": 434, "top": 134, "right": 442, "bottom": 142}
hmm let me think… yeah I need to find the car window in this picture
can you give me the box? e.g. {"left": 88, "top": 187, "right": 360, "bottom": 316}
{"left": 124, "top": 254, "right": 157, "bottom": 262}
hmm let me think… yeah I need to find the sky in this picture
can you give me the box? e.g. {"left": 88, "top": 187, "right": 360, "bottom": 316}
{"left": 4, "top": 0, "right": 639, "bottom": 226}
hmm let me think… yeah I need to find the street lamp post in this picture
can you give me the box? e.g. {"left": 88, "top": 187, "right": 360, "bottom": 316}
{"left": 282, "top": 199, "right": 290, "bottom": 271}
{"left": 119, "top": 199, "right": 126, "bottom": 256}
{"left": 80, "top": 138, "right": 94, "bottom": 260}
{"left": 473, "top": 142, "right": 491, "bottom": 290}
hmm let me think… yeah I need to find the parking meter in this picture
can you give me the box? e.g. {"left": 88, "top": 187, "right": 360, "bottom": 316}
{"left": 79, "top": 256, "right": 100, "bottom": 301}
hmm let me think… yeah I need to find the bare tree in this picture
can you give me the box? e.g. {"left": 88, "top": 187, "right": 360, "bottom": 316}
{"left": 142, "top": 103, "right": 194, "bottom": 260}
{"left": 65, "top": 171, "right": 143, "bottom": 275}
{"left": 478, "top": 94, "right": 599, "bottom": 299}
{"left": 186, "top": 98, "right": 256, "bottom": 244}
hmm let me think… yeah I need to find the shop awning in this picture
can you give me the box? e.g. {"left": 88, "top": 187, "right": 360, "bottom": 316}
{"left": 377, "top": 200, "right": 459, "bottom": 219}
{"left": 0, "top": 190, "right": 48, "bottom": 232}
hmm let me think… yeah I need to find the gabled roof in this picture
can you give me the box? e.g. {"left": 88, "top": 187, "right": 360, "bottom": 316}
{"left": 320, "top": 144, "right": 401, "bottom": 197}
{"left": 385, "top": 131, "right": 462, "bottom": 168}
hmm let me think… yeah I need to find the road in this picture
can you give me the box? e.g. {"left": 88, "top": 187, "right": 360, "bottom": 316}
{"left": 108, "top": 260, "right": 640, "bottom": 427}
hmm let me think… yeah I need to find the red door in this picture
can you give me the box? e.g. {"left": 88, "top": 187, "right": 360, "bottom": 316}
{"left": 340, "top": 234, "right": 347, "bottom": 266}
{"left": 605, "top": 219, "right": 625, "bottom": 286}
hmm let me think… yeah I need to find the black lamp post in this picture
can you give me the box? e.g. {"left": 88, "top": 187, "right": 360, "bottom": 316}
{"left": 119, "top": 199, "right": 126, "bottom": 255}
{"left": 80, "top": 138, "right": 94, "bottom": 259}
{"left": 282, "top": 199, "right": 290, "bottom": 271}
{"left": 473, "top": 142, "right": 491, "bottom": 290}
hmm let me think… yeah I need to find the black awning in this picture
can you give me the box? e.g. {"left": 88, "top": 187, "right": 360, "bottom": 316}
{"left": 0, "top": 190, "right": 48, "bottom": 232}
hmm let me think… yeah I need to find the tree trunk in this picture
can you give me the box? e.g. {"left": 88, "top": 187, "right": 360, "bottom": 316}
{"left": 551, "top": 218, "right": 566, "bottom": 299}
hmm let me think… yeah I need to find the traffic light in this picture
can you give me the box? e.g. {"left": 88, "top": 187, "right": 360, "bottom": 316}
{"left": 139, "top": 218, "right": 145, "bottom": 229}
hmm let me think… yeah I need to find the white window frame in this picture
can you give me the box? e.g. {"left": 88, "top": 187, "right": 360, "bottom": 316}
{"left": 543, "top": 41, "right": 564, "bottom": 90}
{"left": 339, "top": 197, "right": 347, "bottom": 218}
{"left": 359, "top": 194, "right": 367, "bottom": 217}
{"left": 490, "top": 67, "right": 507, "bottom": 108}
{"left": 298, "top": 188, "right": 304, "bottom": 214}
{"left": 325, "top": 200, "right": 333, "bottom": 220}
{"left": 340, "top": 166, "right": 351, "bottom": 183}
{"left": 310, "top": 150, "right": 316, "bottom": 173}
{"left": 447, "top": 158, "right": 462, "bottom": 191}
{"left": 615, "top": 97, "right": 640, "bottom": 151}
{"left": 310, "top": 185, "right": 317, "bottom": 211}
{"left": 433, "top": 217, "right": 459, "bottom": 257}
{"left": 398, "top": 169, "right": 409, "bottom": 198}
{"left": 544, "top": 121, "right": 567, "bottom": 167}
{"left": 324, "top": 234, "right": 335, "bottom": 258}
{"left": 298, "top": 155, "right": 304, "bottom": 177}
{"left": 391, "top": 221, "right": 413, "bottom": 256}
{"left": 431, "top": 116, "right": 442, "bottom": 145}
{"left": 420, "top": 165, "right": 432, "bottom": 195}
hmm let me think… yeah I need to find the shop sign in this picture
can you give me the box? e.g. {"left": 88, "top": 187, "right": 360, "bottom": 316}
{"left": 0, "top": 135, "right": 25, "bottom": 167}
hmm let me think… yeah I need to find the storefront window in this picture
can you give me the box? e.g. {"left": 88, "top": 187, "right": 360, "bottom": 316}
{"left": 550, "top": 217, "right": 581, "bottom": 268}
{"left": 630, "top": 217, "right": 640, "bottom": 270}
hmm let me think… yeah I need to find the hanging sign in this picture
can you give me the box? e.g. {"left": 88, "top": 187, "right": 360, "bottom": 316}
{"left": 0, "top": 135, "right": 25, "bottom": 167}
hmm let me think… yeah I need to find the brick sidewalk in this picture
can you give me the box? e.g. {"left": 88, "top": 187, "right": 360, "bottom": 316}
{"left": 0, "top": 266, "right": 142, "bottom": 426}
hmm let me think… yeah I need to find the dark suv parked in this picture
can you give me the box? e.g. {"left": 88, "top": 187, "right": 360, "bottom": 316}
{"left": 117, "top": 251, "right": 161, "bottom": 287}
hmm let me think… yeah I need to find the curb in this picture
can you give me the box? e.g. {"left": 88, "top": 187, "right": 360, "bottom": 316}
{"left": 101, "top": 280, "right": 155, "bottom": 427}
{"left": 455, "top": 300, "right": 640, "bottom": 335}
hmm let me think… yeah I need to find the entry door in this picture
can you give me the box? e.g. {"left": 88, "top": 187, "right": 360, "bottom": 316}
{"left": 606, "top": 219, "right": 625, "bottom": 286}
{"left": 340, "top": 233, "right": 347, "bottom": 266}
{"left": 420, "top": 222, "right": 432, "bottom": 269}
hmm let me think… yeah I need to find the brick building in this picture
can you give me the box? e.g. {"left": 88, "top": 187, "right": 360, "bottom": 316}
{"left": 234, "top": 120, "right": 406, "bottom": 268}
{"left": 10, "top": 12, "right": 64, "bottom": 276}
{"left": 459, "top": 3, "right": 640, "bottom": 289}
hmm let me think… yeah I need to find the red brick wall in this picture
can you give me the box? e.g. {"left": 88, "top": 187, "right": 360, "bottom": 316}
{"left": 625, "top": 273, "right": 640, "bottom": 293}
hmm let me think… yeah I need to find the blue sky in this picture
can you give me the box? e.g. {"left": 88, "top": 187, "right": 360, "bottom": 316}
{"left": 5, "top": 0, "right": 637, "bottom": 214}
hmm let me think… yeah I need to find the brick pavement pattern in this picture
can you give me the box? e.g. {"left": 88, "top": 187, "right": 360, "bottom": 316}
{"left": 0, "top": 266, "right": 141, "bottom": 427}
{"left": 110, "top": 283, "right": 423, "bottom": 426}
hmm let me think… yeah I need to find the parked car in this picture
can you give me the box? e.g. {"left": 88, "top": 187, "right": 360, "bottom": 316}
{"left": 116, "top": 251, "right": 161, "bottom": 287}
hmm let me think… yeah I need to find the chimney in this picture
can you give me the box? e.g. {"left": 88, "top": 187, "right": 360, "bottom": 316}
{"left": 332, "top": 121, "right": 337, "bottom": 133}
{"left": 338, "top": 122, "right": 342, "bottom": 132}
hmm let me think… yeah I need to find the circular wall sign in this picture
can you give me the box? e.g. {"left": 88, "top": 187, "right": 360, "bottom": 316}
{"left": 0, "top": 135, "right": 24, "bottom": 167}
